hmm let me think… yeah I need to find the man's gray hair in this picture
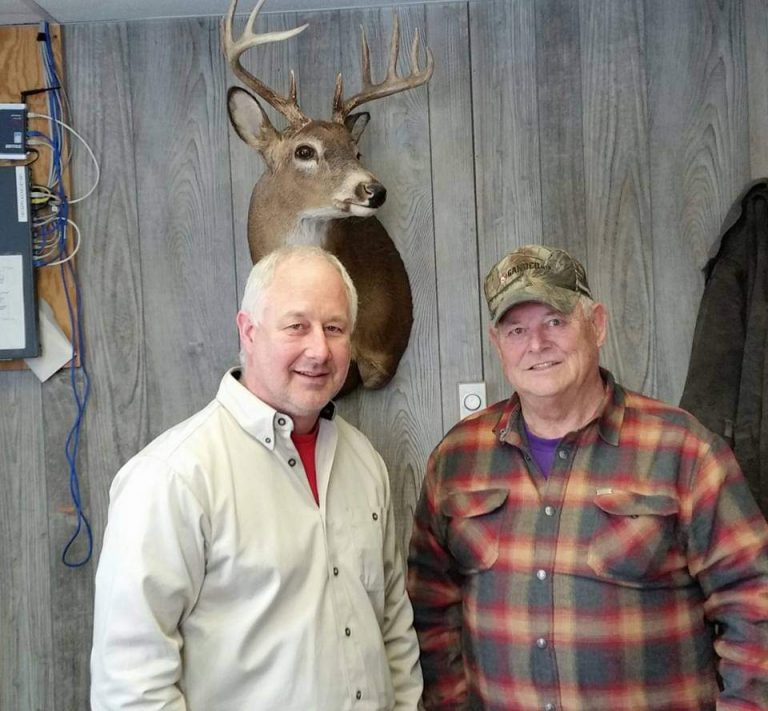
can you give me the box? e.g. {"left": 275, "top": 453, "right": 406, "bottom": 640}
{"left": 238, "top": 246, "right": 358, "bottom": 366}
{"left": 578, "top": 294, "right": 596, "bottom": 318}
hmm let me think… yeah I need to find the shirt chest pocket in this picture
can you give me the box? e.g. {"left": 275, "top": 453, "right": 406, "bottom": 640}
{"left": 588, "top": 490, "right": 680, "bottom": 585}
{"left": 331, "top": 509, "right": 385, "bottom": 592}
{"left": 440, "top": 488, "right": 509, "bottom": 574}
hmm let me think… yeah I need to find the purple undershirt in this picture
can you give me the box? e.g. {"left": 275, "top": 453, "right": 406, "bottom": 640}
{"left": 523, "top": 420, "right": 562, "bottom": 478}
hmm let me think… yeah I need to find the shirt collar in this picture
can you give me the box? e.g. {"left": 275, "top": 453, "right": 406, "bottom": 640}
{"left": 216, "top": 367, "right": 336, "bottom": 450}
{"left": 494, "top": 367, "right": 625, "bottom": 447}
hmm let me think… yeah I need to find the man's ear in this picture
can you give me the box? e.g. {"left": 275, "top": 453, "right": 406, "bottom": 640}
{"left": 236, "top": 310, "right": 256, "bottom": 352}
{"left": 590, "top": 302, "right": 608, "bottom": 348}
{"left": 488, "top": 323, "right": 503, "bottom": 359}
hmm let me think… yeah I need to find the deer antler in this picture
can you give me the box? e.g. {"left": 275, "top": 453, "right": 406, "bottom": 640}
{"left": 332, "top": 13, "right": 434, "bottom": 122}
{"left": 222, "top": 0, "right": 310, "bottom": 126}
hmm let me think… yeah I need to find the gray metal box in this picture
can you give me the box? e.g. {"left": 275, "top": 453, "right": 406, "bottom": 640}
{"left": 0, "top": 164, "right": 39, "bottom": 359}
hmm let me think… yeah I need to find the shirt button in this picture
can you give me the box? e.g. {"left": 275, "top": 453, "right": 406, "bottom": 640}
{"left": 544, "top": 505, "right": 555, "bottom": 516}
{"left": 265, "top": 437, "right": 271, "bottom": 444}
{"left": 288, "top": 458, "right": 296, "bottom": 467}
{"left": 544, "top": 704, "right": 555, "bottom": 711}
{"left": 558, "top": 450, "right": 567, "bottom": 460}
{"left": 372, "top": 512, "right": 378, "bottom": 521}
{"left": 333, "top": 566, "right": 339, "bottom": 576}
{"left": 345, "top": 627, "right": 351, "bottom": 637}
{"left": 277, "top": 417, "right": 286, "bottom": 426}
{"left": 536, "top": 569, "right": 547, "bottom": 581}
{"left": 536, "top": 637, "right": 548, "bottom": 649}
{"left": 355, "top": 690, "right": 362, "bottom": 700}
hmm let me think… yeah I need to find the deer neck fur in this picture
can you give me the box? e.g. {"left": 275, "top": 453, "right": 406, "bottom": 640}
{"left": 288, "top": 215, "right": 334, "bottom": 247}
{"left": 247, "top": 176, "right": 340, "bottom": 259}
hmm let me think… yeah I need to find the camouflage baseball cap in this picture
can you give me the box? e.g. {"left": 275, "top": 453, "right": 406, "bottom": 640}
{"left": 484, "top": 245, "right": 592, "bottom": 324}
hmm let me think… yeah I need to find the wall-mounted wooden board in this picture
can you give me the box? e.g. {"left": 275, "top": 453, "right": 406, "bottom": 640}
{"left": 0, "top": 24, "right": 78, "bottom": 370}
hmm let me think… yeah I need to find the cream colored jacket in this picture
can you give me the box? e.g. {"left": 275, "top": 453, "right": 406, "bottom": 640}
{"left": 91, "top": 369, "right": 422, "bottom": 710}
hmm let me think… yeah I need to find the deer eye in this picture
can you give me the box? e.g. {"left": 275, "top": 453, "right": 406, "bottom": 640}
{"left": 294, "top": 144, "right": 316, "bottom": 160}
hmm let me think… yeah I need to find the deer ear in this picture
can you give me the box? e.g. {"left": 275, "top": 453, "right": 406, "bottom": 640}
{"left": 227, "top": 87, "right": 280, "bottom": 151}
{"left": 344, "top": 112, "right": 370, "bottom": 143}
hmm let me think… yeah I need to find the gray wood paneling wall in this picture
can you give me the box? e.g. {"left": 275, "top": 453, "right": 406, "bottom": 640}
{"left": 1, "top": 0, "right": 766, "bottom": 707}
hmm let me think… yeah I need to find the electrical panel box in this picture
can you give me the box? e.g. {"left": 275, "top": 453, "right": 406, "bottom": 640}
{"left": 0, "top": 164, "right": 39, "bottom": 359}
{"left": 0, "top": 103, "right": 27, "bottom": 160}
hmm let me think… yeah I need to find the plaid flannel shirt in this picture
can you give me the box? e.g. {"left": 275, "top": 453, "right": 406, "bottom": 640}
{"left": 407, "top": 370, "right": 768, "bottom": 710}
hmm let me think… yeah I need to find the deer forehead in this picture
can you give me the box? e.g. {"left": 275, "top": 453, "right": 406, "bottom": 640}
{"left": 280, "top": 121, "right": 359, "bottom": 160}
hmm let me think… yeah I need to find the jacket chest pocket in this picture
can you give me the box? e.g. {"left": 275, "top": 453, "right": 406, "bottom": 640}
{"left": 440, "top": 488, "right": 509, "bottom": 574}
{"left": 331, "top": 509, "right": 385, "bottom": 592}
{"left": 588, "top": 489, "right": 680, "bottom": 585}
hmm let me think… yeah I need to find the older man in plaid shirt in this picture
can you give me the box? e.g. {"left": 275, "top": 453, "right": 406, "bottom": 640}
{"left": 407, "top": 245, "right": 768, "bottom": 710}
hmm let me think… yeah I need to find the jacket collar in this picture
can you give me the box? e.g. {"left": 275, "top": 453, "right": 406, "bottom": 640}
{"left": 494, "top": 367, "right": 625, "bottom": 448}
{"left": 215, "top": 367, "right": 336, "bottom": 450}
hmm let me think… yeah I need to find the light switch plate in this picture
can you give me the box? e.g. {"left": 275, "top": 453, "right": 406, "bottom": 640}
{"left": 459, "top": 382, "right": 487, "bottom": 420}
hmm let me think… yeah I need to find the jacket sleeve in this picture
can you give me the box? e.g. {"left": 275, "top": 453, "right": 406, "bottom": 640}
{"left": 377, "top": 453, "right": 424, "bottom": 710}
{"left": 685, "top": 438, "right": 768, "bottom": 710}
{"left": 407, "top": 450, "right": 467, "bottom": 709}
{"left": 90, "top": 456, "right": 207, "bottom": 711}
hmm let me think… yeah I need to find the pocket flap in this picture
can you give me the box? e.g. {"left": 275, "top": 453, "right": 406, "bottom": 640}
{"left": 593, "top": 489, "right": 678, "bottom": 517}
{"left": 440, "top": 488, "right": 509, "bottom": 518}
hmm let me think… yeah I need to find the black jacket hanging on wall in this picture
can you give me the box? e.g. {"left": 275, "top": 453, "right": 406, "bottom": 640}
{"left": 680, "top": 178, "right": 768, "bottom": 518}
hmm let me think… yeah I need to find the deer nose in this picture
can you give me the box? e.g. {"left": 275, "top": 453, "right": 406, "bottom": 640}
{"left": 364, "top": 182, "right": 387, "bottom": 209}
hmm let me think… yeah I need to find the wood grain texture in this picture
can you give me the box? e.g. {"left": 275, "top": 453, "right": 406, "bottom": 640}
{"left": 535, "top": 0, "right": 588, "bottom": 262}
{"left": 426, "top": 2, "right": 484, "bottom": 432}
{"left": 579, "top": 0, "right": 654, "bottom": 395}
{"left": 64, "top": 21, "right": 148, "bottom": 535}
{"left": 293, "top": 7, "right": 342, "bottom": 121}
{"left": 41, "top": 371, "right": 93, "bottom": 711}
{"left": 54, "top": 22, "right": 148, "bottom": 709}
{"left": 470, "top": 0, "right": 541, "bottom": 406}
{"left": 745, "top": 0, "right": 768, "bottom": 179}
{"left": 0, "top": 372, "right": 55, "bottom": 711}
{"left": 128, "top": 17, "right": 240, "bottom": 434}
{"left": 646, "top": 0, "right": 749, "bottom": 404}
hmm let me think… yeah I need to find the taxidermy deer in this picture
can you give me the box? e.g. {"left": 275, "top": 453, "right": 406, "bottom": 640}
{"left": 222, "top": 0, "right": 433, "bottom": 395}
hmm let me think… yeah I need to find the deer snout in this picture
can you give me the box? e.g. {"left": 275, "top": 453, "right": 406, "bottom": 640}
{"left": 362, "top": 182, "right": 387, "bottom": 209}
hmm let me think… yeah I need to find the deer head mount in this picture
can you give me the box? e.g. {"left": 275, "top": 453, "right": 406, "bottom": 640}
{"left": 222, "top": 0, "right": 433, "bottom": 396}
